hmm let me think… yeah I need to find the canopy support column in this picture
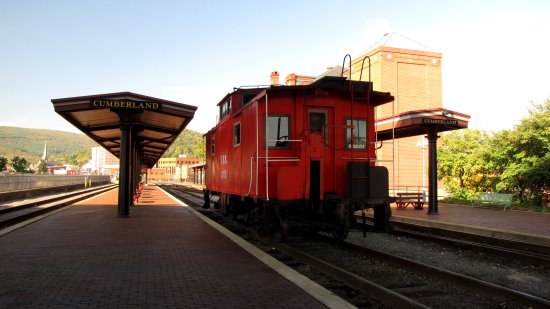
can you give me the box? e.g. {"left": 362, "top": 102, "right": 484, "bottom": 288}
{"left": 118, "top": 121, "right": 133, "bottom": 216}
{"left": 427, "top": 128, "right": 439, "bottom": 215}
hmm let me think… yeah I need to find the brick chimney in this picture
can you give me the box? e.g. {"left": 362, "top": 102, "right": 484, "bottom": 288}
{"left": 285, "top": 73, "right": 297, "bottom": 85}
{"left": 270, "top": 71, "right": 280, "bottom": 85}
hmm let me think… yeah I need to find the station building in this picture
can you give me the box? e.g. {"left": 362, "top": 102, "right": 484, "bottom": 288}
{"left": 89, "top": 144, "right": 203, "bottom": 184}
{"left": 91, "top": 146, "right": 120, "bottom": 176}
{"left": 352, "top": 33, "right": 444, "bottom": 193}
{"left": 153, "top": 156, "right": 202, "bottom": 182}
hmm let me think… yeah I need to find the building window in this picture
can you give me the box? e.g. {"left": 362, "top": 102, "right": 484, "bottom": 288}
{"left": 345, "top": 119, "right": 367, "bottom": 150}
{"left": 265, "top": 115, "right": 290, "bottom": 149}
{"left": 234, "top": 122, "right": 241, "bottom": 147}
{"left": 220, "top": 98, "right": 231, "bottom": 120}
{"left": 211, "top": 137, "right": 215, "bottom": 155}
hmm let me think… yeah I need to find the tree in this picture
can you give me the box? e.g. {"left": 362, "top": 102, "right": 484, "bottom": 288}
{"left": 194, "top": 136, "right": 205, "bottom": 160}
{"left": 35, "top": 160, "right": 48, "bottom": 174}
{"left": 163, "top": 129, "right": 204, "bottom": 158}
{"left": 51, "top": 149, "right": 90, "bottom": 167}
{"left": 438, "top": 129, "right": 493, "bottom": 195}
{"left": 10, "top": 156, "right": 29, "bottom": 173}
{"left": 439, "top": 100, "right": 550, "bottom": 206}
{"left": 0, "top": 156, "right": 7, "bottom": 171}
{"left": 494, "top": 100, "right": 550, "bottom": 205}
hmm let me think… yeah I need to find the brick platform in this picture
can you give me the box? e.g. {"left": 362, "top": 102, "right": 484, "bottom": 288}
{"left": 389, "top": 203, "right": 550, "bottom": 245}
{"left": 0, "top": 186, "right": 347, "bottom": 308}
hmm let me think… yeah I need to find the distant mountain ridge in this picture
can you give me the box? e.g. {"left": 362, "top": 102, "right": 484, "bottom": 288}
{"left": 0, "top": 126, "right": 205, "bottom": 163}
{"left": 0, "top": 126, "right": 98, "bottom": 162}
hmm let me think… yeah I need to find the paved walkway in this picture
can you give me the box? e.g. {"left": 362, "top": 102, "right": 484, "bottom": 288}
{"left": 389, "top": 203, "right": 550, "bottom": 244}
{"left": 0, "top": 186, "right": 347, "bottom": 308}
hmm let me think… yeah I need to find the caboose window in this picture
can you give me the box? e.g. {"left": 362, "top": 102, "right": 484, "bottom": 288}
{"left": 242, "top": 93, "right": 256, "bottom": 106}
{"left": 220, "top": 98, "right": 231, "bottom": 120}
{"left": 309, "top": 111, "right": 328, "bottom": 144}
{"left": 265, "top": 115, "right": 290, "bottom": 149}
{"left": 346, "top": 119, "right": 367, "bottom": 149}
{"left": 211, "top": 137, "right": 215, "bottom": 155}
{"left": 233, "top": 122, "right": 241, "bottom": 147}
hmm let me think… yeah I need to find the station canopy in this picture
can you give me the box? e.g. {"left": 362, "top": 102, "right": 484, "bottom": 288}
{"left": 375, "top": 108, "right": 470, "bottom": 140}
{"left": 52, "top": 92, "right": 197, "bottom": 168}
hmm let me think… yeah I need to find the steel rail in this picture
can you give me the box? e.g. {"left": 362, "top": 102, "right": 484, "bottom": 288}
{"left": 357, "top": 217, "right": 550, "bottom": 267}
{"left": 318, "top": 234, "right": 550, "bottom": 308}
{"left": 0, "top": 184, "right": 116, "bottom": 215}
{"left": 0, "top": 185, "right": 117, "bottom": 229}
{"left": 273, "top": 240, "right": 430, "bottom": 309}
{"left": 389, "top": 226, "right": 550, "bottom": 268}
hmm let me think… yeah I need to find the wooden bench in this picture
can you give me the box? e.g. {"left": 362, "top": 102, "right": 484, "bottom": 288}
{"left": 472, "top": 192, "right": 513, "bottom": 210}
{"left": 133, "top": 183, "right": 144, "bottom": 203}
{"left": 396, "top": 192, "right": 425, "bottom": 210}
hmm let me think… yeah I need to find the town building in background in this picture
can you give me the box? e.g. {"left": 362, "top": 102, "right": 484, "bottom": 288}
{"left": 88, "top": 146, "right": 203, "bottom": 183}
{"left": 148, "top": 167, "right": 167, "bottom": 182}
{"left": 50, "top": 165, "right": 78, "bottom": 175}
{"left": 152, "top": 155, "right": 202, "bottom": 182}
{"left": 91, "top": 146, "right": 120, "bottom": 176}
{"left": 156, "top": 157, "right": 176, "bottom": 180}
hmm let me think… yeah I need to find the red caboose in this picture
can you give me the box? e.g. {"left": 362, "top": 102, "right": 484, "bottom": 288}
{"left": 204, "top": 75, "right": 394, "bottom": 239}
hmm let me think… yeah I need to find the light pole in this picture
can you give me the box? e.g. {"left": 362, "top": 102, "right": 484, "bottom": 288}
{"left": 416, "top": 136, "right": 428, "bottom": 189}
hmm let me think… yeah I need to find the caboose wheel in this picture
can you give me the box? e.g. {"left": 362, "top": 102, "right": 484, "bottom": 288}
{"left": 259, "top": 201, "right": 288, "bottom": 242}
{"left": 259, "top": 203, "right": 277, "bottom": 237}
{"left": 279, "top": 212, "right": 289, "bottom": 242}
{"left": 219, "top": 193, "right": 231, "bottom": 216}
{"left": 332, "top": 218, "right": 349, "bottom": 240}
{"left": 331, "top": 200, "right": 350, "bottom": 240}
{"left": 373, "top": 203, "right": 392, "bottom": 232}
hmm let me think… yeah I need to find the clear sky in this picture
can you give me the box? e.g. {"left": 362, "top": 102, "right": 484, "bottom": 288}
{"left": 1, "top": 0, "right": 549, "bottom": 134}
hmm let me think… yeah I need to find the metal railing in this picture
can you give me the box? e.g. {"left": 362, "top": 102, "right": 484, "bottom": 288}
{"left": 0, "top": 175, "right": 112, "bottom": 192}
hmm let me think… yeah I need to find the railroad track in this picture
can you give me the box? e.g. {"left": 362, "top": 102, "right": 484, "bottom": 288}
{"left": 164, "top": 184, "right": 550, "bottom": 267}
{"left": 310, "top": 234, "right": 549, "bottom": 308}
{"left": 356, "top": 215, "right": 550, "bottom": 268}
{"left": 0, "top": 184, "right": 117, "bottom": 231}
{"left": 163, "top": 184, "right": 550, "bottom": 308}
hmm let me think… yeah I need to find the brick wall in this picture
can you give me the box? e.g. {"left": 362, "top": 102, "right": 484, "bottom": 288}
{"left": 351, "top": 46, "right": 442, "bottom": 191}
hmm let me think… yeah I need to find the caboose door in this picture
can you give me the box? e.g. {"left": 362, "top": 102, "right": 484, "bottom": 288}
{"left": 307, "top": 109, "right": 335, "bottom": 204}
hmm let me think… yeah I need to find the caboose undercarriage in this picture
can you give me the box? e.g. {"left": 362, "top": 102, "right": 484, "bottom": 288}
{"left": 203, "top": 165, "right": 393, "bottom": 241}
{"left": 203, "top": 190, "right": 392, "bottom": 241}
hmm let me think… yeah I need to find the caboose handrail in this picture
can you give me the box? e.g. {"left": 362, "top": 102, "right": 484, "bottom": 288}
{"left": 245, "top": 155, "right": 255, "bottom": 196}
{"left": 340, "top": 54, "right": 352, "bottom": 80}
{"left": 358, "top": 55, "right": 372, "bottom": 83}
{"left": 256, "top": 94, "right": 260, "bottom": 197}
{"left": 265, "top": 93, "right": 269, "bottom": 201}
{"left": 266, "top": 139, "right": 303, "bottom": 143}
{"left": 265, "top": 159, "right": 300, "bottom": 162}
{"left": 259, "top": 156, "right": 300, "bottom": 161}
{"left": 339, "top": 157, "right": 376, "bottom": 161}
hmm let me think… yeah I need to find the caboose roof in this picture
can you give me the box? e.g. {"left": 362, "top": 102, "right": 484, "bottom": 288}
{"left": 268, "top": 76, "right": 394, "bottom": 107}
{"left": 219, "top": 76, "right": 394, "bottom": 109}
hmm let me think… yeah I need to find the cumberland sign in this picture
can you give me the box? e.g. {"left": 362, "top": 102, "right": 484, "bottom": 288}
{"left": 90, "top": 99, "right": 161, "bottom": 110}
{"left": 422, "top": 118, "right": 458, "bottom": 126}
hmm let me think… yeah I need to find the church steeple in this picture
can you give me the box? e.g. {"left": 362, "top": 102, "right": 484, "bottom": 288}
{"left": 41, "top": 142, "right": 47, "bottom": 162}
